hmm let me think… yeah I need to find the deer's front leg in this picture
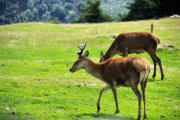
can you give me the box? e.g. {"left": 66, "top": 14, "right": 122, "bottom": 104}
{"left": 130, "top": 81, "right": 142, "bottom": 120}
{"left": 122, "top": 48, "right": 128, "bottom": 57}
{"left": 97, "top": 85, "right": 110, "bottom": 113}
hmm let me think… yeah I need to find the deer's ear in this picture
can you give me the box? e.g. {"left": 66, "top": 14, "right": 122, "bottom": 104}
{"left": 84, "top": 50, "right": 89, "bottom": 57}
{"left": 100, "top": 51, "right": 104, "bottom": 58}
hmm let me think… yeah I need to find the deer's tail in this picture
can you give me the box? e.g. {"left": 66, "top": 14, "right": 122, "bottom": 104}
{"left": 156, "top": 37, "right": 160, "bottom": 44}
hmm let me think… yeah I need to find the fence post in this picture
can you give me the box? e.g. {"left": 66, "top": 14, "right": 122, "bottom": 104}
{"left": 151, "top": 24, "right": 153, "bottom": 33}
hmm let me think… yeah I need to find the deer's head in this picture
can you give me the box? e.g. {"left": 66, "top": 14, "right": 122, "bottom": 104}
{"left": 70, "top": 42, "right": 89, "bottom": 73}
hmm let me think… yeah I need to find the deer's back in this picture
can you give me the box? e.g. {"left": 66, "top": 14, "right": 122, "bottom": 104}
{"left": 115, "top": 32, "right": 160, "bottom": 53}
{"left": 101, "top": 57, "right": 150, "bottom": 86}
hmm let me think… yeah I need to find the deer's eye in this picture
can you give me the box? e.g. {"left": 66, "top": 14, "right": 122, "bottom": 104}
{"left": 74, "top": 60, "right": 80, "bottom": 64}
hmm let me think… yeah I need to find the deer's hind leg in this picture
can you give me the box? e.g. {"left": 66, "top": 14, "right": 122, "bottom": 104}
{"left": 130, "top": 78, "right": 142, "bottom": 120}
{"left": 151, "top": 57, "right": 157, "bottom": 78}
{"left": 110, "top": 82, "right": 120, "bottom": 113}
{"left": 149, "top": 52, "right": 164, "bottom": 80}
{"left": 154, "top": 54, "right": 164, "bottom": 80}
{"left": 141, "top": 80, "right": 147, "bottom": 119}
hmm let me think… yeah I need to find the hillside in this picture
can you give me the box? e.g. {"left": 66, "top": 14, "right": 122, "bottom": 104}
{"left": 0, "top": 0, "right": 133, "bottom": 24}
{"left": 101, "top": 0, "right": 133, "bottom": 18}
{"left": 0, "top": 18, "right": 180, "bottom": 120}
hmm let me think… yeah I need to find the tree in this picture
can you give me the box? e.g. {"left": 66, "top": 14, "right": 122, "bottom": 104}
{"left": 24, "top": 9, "right": 34, "bottom": 21}
{"left": 117, "top": 13, "right": 128, "bottom": 21}
{"left": 124, "top": 0, "right": 159, "bottom": 21}
{"left": 158, "top": 0, "right": 180, "bottom": 17}
{"left": 32, "top": 8, "right": 39, "bottom": 20}
{"left": 75, "top": 0, "right": 112, "bottom": 23}
{"left": 27, "top": 0, "right": 34, "bottom": 9}
{"left": 0, "top": 0, "right": 19, "bottom": 24}
{"left": 65, "top": 3, "right": 73, "bottom": 10}
{"left": 0, "top": 0, "right": 6, "bottom": 15}
{"left": 0, "top": 16, "right": 6, "bottom": 24}
{"left": 1, "top": 0, "right": 136, "bottom": 24}
{"left": 51, "top": 4, "right": 66, "bottom": 22}
{"left": 39, "top": 2, "right": 48, "bottom": 16}
{"left": 42, "top": 11, "right": 50, "bottom": 21}
{"left": 52, "top": 17, "right": 61, "bottom": 24}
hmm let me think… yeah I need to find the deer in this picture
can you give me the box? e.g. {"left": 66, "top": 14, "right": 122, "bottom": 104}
{"left": 69, "top": 42, "right": 150, "bottom": 120}
{"left": 100, "top": 32, "right": 164, "bottom": 80}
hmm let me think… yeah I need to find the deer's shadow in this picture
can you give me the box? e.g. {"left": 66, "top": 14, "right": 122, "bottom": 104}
{"left": 74, "top": 113, "right": 134, "bottom": 120}
{"left": 148, "top": 77, "right": 164, "bottom": 82}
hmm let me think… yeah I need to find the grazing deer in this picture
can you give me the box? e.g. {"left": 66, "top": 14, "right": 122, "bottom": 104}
{"left": 70, "top": 42, "right": 150, "bottom": 120}
{"left": 100, "top": 32, "right": 164, "bottom": 80}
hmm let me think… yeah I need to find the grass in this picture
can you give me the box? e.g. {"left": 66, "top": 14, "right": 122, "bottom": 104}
{"left": 0, "top": 18, "right": 180, "bottom": 120}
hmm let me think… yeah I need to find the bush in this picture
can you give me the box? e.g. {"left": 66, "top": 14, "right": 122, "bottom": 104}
{"left": 75, "top": 0, "right": 112, "bottom": 23}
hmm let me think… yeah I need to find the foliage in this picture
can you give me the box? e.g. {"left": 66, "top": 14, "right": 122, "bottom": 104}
{"left": 0, "top": 0, "right": 20, "bottom": 24}
{"left": 100, "top": 0, "right": 133, "bottom": 18}
{"left": 124, "top": 0, "right": 180, "bottom": 21}
{"left": 0, "top": 0, "right": 87, "bottom": 24}
{"left": 0, "top": 0, "right": 179, "bottom": 24}
{"left": 0, "top": 0, "right": 133, "bottom": 25}
{"left": 51, "top": 4, "right": 66, "bottom": 22}
{"left": 117, "top": 13, "right": 128, "bottom": 21}
{"left": 75, "top": 0, "right": 112, "bottom": 23}
{"left": 52, "top": 17, "right": 61, "bottom": 24}
{"left": 124, "top": 0, "right": 159, "bottom": 20}
{"left": 157, "top": 0, "right": 180, "bottom": 17}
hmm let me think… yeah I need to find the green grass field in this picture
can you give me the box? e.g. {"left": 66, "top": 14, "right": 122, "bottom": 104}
{"left": 0, "top": 18, "right": 180, "bottom": 120}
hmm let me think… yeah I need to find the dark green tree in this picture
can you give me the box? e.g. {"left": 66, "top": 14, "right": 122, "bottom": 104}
{"left": 51, "top": 4, "right": 66, "bottom": 22}
{"left": 0, "top": 0, "right": 19, "bottom": 24}
{"left": 65, "top": 3, "right": 73, "bottom": 10}
{"left": 42, "top": 11, "right": 50, "bottom": 21}
{"left": 24, "top": 9, "right": 34, "bottom": 21}
{"left": 27, "top": 0, "right": 34, "bottom": 9}
{"left": 1, "top": 0, "right": 142, "bottom": 24}
{"left": 0, "top": 0, "right": 6, "bottom": 15}
{"left": 158, "top": 0, "right": 180, "bottom": 17}
{"left": 76, "top": 0, "right": 112, "bottom": 23}
{"left": 39, "top": 2, "right": 48, "bottom": 16}
{"left": 124, "top": 0, "right": 159, "bottom": 21}
{"left": 32, "top": 8, "right": 39, "bottom": 20}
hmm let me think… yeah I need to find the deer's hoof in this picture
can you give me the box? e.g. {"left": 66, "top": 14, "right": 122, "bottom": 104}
{"left": 115, "top": 109, "right": 120, "bottom": 114}
{"left": 97, "top": 106, "right": 100, "bottom": 113}
{"left": 137, "top": 115, "right": 141, "bottom": 120}
{"left": 161, "top": 75, "right": 164, "bottom": 80}
{"left": 97, "top": 109, "right": 100, "bottom": 113}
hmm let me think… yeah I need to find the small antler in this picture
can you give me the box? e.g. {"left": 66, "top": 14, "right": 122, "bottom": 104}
{"left": 77, "top": 41, "right": 87, "bottom": 56}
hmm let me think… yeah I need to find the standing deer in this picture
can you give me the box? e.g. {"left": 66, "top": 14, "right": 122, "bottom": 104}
{"left": 70, "top": 42, "right": 150, "bottom": 120}
{"left": 100, "top": 32, "right": 164, "bottom": 80}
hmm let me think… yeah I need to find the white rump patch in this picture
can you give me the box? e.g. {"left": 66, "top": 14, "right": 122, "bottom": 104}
{"left": 140, "top": 71, "right": 149, "bottom": 82}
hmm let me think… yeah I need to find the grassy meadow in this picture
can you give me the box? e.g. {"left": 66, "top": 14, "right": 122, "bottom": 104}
{"left": 0, "top": 18, "right": 180, "bottom": 120}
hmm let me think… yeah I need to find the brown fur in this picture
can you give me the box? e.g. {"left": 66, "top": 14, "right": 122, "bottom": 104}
{"left": 100, "top": 32, "right": 164, "bottom": 80}
{"left": 88, "top": 57, "right": 150, "bottom": 86}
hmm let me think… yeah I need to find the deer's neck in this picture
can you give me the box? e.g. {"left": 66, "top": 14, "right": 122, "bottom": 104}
{"left": 85, "top": 58, "right": 103, "bottom": 80}
{"left": 104, "top": 42, "right": 117, "bottom": 59}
